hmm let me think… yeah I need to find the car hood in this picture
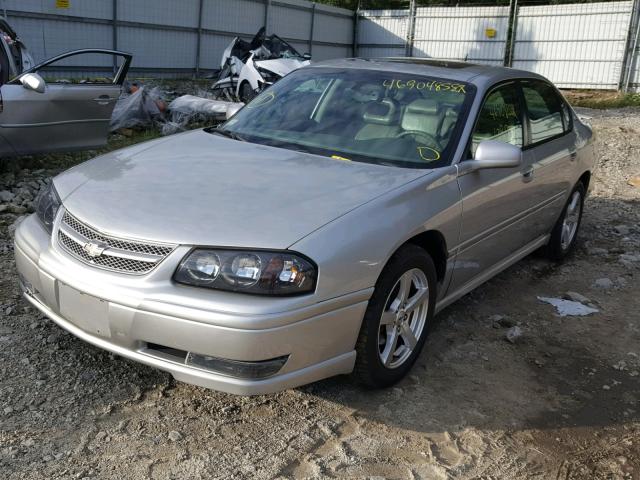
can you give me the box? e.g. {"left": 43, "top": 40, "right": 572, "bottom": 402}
{"left": 54, "top": 130, "right": 429, "bottom": 249}
{"left": 254, "top": 58, "right": 309, "bottom": 77}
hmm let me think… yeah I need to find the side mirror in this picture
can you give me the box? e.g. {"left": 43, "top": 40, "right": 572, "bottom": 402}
{"left": 225, "top": 103, "right": 243, "bottom": 120}
{"left": 302, "top": 53, "right": 311, "bottom": 61}
{"left": 460, "top": 140, "right": 522, "bottom": 174}
{"left": 19, "top": 72, "right": 46, "bottom": 93}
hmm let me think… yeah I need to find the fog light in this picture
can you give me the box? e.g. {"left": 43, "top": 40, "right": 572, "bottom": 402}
{"left": 185, "top": 352, "right": 288, "bottom": 379}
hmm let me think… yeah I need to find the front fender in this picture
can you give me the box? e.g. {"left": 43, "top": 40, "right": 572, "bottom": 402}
{"left": 290, "top": 166, "right": 462, "bottom": 303}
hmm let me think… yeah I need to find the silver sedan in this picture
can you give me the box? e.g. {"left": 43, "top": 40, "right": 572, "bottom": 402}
{"left": 14, "top": 58, "right": 595, "bottom": 395}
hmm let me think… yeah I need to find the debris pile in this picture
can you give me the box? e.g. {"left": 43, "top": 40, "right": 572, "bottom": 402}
{"left": 109, "top": 82, "right": 243, "bottom": 136}
{"left": 162, "top": 95, "right": 242, "bottom": 135}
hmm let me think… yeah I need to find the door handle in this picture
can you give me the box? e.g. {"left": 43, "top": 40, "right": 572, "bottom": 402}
{"left": 569, "top": 150, "right": 578, "bottom": 161}
{"left": 93, "top": 95, "right": 116, "bottom": 105}
{"left": 522, "top": 167, "right": 534, "bottom": 183}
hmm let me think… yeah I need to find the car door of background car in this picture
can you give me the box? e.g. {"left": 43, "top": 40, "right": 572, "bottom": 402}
{"left": 449, "top": 81, "right": 539, "bottom": 293}
{"left": 519, "top": 79, "right": 576, "bottom": 238}
{"left": 0, "top": 49, "right": 131, "bottom": 156}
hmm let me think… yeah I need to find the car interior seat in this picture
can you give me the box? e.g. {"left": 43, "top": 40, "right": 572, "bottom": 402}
{"left": 400, "top": 99, "right": 445, "bottom": 139}
{"left": 355, "top": 98, "right": 401, "bottom": 141}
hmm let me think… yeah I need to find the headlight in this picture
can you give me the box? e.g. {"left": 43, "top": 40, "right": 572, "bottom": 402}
{"left": 174, "top": 249, "right": 317, "bottom": 296}
{"left": 35, "top": 182, "right": 61, "bottom": 233}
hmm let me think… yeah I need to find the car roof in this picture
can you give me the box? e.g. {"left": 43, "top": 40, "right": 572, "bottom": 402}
{"left": 309, "top": 57, "right": 547, "bottom": 89}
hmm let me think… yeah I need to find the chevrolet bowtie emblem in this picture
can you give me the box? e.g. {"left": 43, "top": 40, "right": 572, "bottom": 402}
{"left": 83, "top": 241, "right": 108, "bottom": 258}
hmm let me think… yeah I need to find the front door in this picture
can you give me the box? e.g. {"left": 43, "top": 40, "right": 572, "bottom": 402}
{"left": 0, "top": 49, "right": 131, "bottom": 156}
{"left": 449, "top": 81, "right": 538, "bottom": 292}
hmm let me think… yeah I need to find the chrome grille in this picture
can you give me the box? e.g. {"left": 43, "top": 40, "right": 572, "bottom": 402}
{"left": 57, "top": 210, "right": 176, "bottom": 275}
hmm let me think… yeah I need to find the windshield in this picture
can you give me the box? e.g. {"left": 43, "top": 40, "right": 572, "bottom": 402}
{"left": 220, "top": 67, "right": 475, "bottom": 168}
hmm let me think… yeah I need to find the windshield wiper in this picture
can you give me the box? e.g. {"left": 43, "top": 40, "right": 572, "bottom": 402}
{"left": 212, "top": 128, "right": 246, "bottom": 142}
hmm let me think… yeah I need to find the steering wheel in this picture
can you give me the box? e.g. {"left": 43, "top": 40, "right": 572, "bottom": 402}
{"left": 395, "top": 130, "right": 442, "bottom": 150}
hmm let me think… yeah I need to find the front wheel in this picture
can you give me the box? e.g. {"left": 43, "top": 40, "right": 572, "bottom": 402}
{"left": 239, "top": 82, "right": 257, "bottom": 103}
{"left": 546, "top": 182, "right": 585, "bottom": 261}
{"left": 354, "top": 244, "right": 437, "bottom": 388}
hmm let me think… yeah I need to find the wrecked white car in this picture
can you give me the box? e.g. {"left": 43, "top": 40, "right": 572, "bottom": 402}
{"left": 213, "top": 27, "right": 310, "bottom": 102}
{"left": 0, "top": 48, "right": 131, "bottom": 157}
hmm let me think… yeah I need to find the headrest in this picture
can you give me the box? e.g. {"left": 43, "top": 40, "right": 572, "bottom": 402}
{"left": 402, "top": 98, "right": 443, "bottom": 132}
{"left": 404, "top": 98, "right": 439, "bottom": 116}
{"left": 363, "top": 99, "right": 398, "bottom": 125}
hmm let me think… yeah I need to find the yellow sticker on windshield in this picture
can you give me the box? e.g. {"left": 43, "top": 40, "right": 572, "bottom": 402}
{"left": 382, "top": 79, "right": 466, "bottom": 94}
{"left": 331, "top": 155, "right": 351, "bottom": 161}
{"left": 246, "top": 91, "right": 275, "bottom": 108}
{"left": 417, "top": 146, "right": 441, "bottom": 162}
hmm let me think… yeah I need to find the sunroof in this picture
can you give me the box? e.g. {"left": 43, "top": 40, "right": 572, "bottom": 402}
{"left": 376, "top": 58, "right": 475, "bottom": 69}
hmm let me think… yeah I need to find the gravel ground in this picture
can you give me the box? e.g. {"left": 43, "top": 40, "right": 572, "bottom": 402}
{"left": 1, "top": 109, "right": 639, "bottom": 479}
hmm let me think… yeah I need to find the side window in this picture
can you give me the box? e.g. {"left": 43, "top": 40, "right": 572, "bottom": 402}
{"left": 472, "top": 84, "right": 523, "bottom": 156}
{"left": 522, "top": 80, "right": 565, "bottom": 143}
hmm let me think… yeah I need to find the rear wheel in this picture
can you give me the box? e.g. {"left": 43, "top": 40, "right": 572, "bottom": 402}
{"left": 354, "top": 244, "right": 437, "bottom": 388}
{"left": 546, "top": 182, "right": 585, "bottom": 261}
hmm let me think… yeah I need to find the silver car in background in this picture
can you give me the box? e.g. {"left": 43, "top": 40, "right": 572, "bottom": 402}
{"left": 14, "top": 58, "right": 595, "bottom": 395}
{"left": 0, "top": 48, "right": 131, "bottom": 157}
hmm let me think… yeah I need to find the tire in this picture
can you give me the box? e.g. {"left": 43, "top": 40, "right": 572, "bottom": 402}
{"left": 354, "top": 244, "right": 438, "bottom": 388}
{"left": 239, "top": 82, "right": 256, "bottom": 103}
{"left": 546, "top": 182, "right": 585, "bottom": 261}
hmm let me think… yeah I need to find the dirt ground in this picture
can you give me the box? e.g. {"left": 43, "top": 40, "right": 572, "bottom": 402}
{"left": 0, "top": 108, "right": 639, "bottom": 480}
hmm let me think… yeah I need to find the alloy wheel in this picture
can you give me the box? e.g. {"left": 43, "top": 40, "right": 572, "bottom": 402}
{"left": 561, "top": 190, "right": 582, "bottom": 250}
{"left": 377, "top": 268, "right": 430, "bottom": 369}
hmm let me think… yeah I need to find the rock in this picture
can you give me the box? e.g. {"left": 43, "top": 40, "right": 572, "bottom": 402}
{"left": 614, "top": 225, "right": 630, "bottom": 236}
{"left": 586, "top": 246, "right": 608, "bottom": 256}
{"left": 21, "top": 438, "right": 35, "bottom": 447}
{"left": 563, "top": 291, "right": 592, "bottom": 305}
{"left": 8, "top": 204, "right": 27, "bottom": 214}
{"left": 593, "top": 278, "right": 614, "bottom": 289}
{"left": 602, "top": 385, "right": 611, "bottom": 390}
{"left": 5, "top": 306, "right": 14, "bottom": 315}
{"left": 168, "top": 430, "right": 182, "bottom": 442}
{"left": 506, "top": 326, "right": 523, "bottom": 344}
{"left": 628, "top": 176, "right": 640, "bottom": 187}
{"left": 4, "top": 406, "right": 13, "bottom": 414}
{"left": 95, "top": 431, "right": 108, "bottom": 442}
{"left": 613, "top": 360, "right": 627, "bottom": 371}
{"left": 619, "top": 253, "right": 640, "bottom": 268}
{"left": 0, "top": 204, "right": 8, "bottom": 214}
{"left": 0, "top": 190, "right": 14, "bottom": 202}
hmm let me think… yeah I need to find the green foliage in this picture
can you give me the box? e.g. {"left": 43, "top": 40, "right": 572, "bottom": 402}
{"left": 568, "top": 92, "right": 640, "bottom": 109}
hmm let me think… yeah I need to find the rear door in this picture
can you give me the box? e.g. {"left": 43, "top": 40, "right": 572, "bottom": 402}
{"left": 0, "top": 49, "right": 131, "bottom": 156}
{"left": 519, "top": 79, "right": 576, "bottom": 237}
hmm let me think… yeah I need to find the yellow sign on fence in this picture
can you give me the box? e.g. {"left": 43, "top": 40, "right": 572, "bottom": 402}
{"left": 56, "top": 0, "right": 70, "bottom": 9}
{"left": 485, "top": 28, "right": 497, "bottom": 38}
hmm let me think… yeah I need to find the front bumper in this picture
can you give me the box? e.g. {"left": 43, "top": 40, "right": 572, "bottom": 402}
{"left": 14, "top": 214, "right": 370, "bottom": 395}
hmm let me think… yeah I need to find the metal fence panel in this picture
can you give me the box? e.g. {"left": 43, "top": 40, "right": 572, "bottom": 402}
{"left": 357, "top": 9, "right": 408, "bottom": 57}
{"left": 2, "top": 0, "right": 113, "bottom": 19}
{"left": 512, "top": 1, "right": 634, "bottom": 89}
{"left": 315, "top": 9, "right": 353, "bottom": 45}
{"left": 117, "top": 0, "right": 200, "bottom": 28}
{"left": 413, "top": 5, "right": 509, "bottom": 65}
{"left": 271, "top": 4, "right": 313, "bottom": 41}
{"left": 200, "top": 0, "right": 265, "bottom": 33}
